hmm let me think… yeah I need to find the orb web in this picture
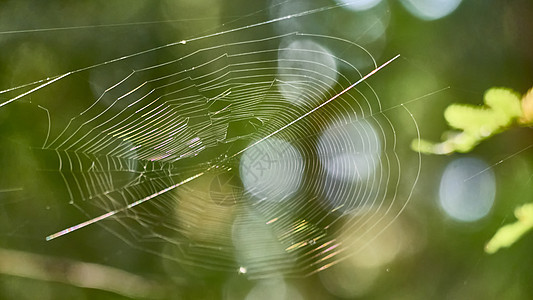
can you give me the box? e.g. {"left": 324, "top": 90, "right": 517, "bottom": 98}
{"left": 0, "top": 7, "right": 421, "bottom": 279}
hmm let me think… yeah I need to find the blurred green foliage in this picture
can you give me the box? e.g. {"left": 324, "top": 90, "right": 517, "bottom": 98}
{"left": 412, "top": 87, "right": 530, "bottom": 154}
{"left": 413, "top": 86, "right": 533, "bottom": 254}
{"left": 485, "top": 203, "right": 533, "bottom": 254}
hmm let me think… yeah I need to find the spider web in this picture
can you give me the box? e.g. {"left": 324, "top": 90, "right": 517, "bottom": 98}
{"left": 0, "top": 1, "right": 422, "bottom": 279}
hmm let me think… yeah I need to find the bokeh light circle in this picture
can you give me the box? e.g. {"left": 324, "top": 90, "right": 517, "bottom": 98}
{"left": 335, "top": 0, "right": 383, "bottom": 12}
{"left": 439, "top": 157, "right": 495, "bottom": 222}
{"left": 240, "top": 138, "right": 304, "bottom": 201}
{"left": 400, "top": 0, "right": 463, "bottom": 21}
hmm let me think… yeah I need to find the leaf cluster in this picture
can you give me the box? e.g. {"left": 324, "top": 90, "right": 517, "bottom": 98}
{"left": 412, "top": 88, "right": 532, "bottom": 154}
{"left": 412, "top": 87, "right": 533, "bottom": 254}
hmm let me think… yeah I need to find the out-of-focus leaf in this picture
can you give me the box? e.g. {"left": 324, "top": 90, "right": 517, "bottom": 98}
{"left": 519, "top": 88, "right": 533, "bottom": 125}
{"left": 444, "top": 104, "right": 494, "bottom": 132}
{"left": 411, "top": 87, "right": 528, "bottom": 155}
{"left": 410, "top": 139, "right": 452, "bottom": 155}
{"left": 447, "top": 132, "right": 479, "bottom": 153}
{"left": 485, "top": 203, "right": 533, "bottom": 254}
{"left": 484, "top": 88, "right": 522, "bottom": 120}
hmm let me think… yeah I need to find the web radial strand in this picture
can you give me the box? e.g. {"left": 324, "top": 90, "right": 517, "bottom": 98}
{"left": 21, "top": 28, "right": 420, "bottom": 278}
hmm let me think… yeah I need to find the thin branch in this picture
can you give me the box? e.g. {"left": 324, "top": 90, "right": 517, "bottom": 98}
{"left": 0, "top": 248, "right": 169, "bottom": 299}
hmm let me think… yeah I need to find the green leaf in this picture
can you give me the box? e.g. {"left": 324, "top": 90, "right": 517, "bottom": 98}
{"left": 413, "top": 87, "right": 526, "bottom": 156}
{"left": 484, "top": 88, "right": 522, "bottom": 120}
{"left": 519, "top": 88, "right": 533, "bottom": 125}
{"left": 410, "top": 139, "right": 452, "bottom": 155}
{"left": 485, "top": 203, "right": 533, "bottom": 254}
{"left": 448, "top": 132, "right": 479, "bottom": 153}
{"left": 444, "top": 104, "right": 493, "bottom": 132}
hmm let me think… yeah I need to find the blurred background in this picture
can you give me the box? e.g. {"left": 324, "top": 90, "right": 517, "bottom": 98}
{"left": 0, "top": 0, "right": 533, "bottom": 299}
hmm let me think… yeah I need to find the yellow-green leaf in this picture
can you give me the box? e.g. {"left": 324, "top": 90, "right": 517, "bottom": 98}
{"left": 519, "top": 88, "right": 533, "bottom": 125}
{"left": 444, "top": 104, "right": 493, "bottom": 132}
{"left": 413, "top": 86, "right": 528, "bottom": 156}
{"left": 485, "top": 203, "right": 533, "bottom": 254}
{"left": 410, "top": 139, "right": 453, "bottom": 155}
{"left": 484, "top": 87, "right": 522, "bottom": 120}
